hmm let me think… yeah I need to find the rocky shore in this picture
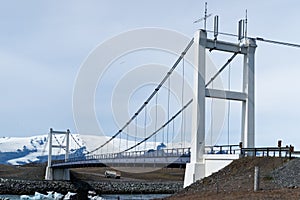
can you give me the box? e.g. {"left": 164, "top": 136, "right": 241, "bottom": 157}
{"left": 0, "top": 178, "right": 182, "bottom": 197}
{"left": 0, "top": 178, "right": 90, "bottom": 199}
{"left": 88, "top": 181, "right": 182, "bottom": 194}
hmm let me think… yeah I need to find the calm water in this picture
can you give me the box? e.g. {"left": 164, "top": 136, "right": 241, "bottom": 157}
{"left": 0, "top": 193, "right": 171, "bottom": 200}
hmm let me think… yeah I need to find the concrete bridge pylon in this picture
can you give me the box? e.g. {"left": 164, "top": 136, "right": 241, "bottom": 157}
{"left": 45, "top": 128, "right": 70, "bottom": 181}
{"left": 184, "top": 29, "right": 257, "bottom": 187}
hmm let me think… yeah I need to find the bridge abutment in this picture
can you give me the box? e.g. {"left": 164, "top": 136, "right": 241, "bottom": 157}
{"left": 184, "top": 162, "right": 205, "bottom": 187}
{"left": 45, "top": 167, "right": 70, "bottom": 181}
{"left": 184, "top": 154, "right": 240, "bottom": 187}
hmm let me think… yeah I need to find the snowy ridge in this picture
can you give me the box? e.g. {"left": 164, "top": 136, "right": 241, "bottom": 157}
{"left": 0, "top": 134, "right": 85, "bottom": 165}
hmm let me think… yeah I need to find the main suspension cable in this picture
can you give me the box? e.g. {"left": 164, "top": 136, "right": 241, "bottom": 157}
{"left": 206, "top": 52, "right": 238, "bottom": 87}
{"left": 87, "top": 38, "right": 194, "bottom": 154}
{"left": 206, "top": 29, "right": 300, "bottom": 49}
{"left": 122, "top": 98, "right": 193, "bottom": 153}
{"left": 70, "top": 133, "right": 82, "bottom": 149}
{"left": 53, "top": 134, "right": 66, "bottom": 151}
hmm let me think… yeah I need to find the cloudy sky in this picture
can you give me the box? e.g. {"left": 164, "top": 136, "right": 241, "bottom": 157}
{"left": 1, "top": 0, "right": 300, "bottom": 149}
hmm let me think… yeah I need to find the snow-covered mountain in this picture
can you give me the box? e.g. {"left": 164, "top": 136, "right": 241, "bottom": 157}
{"left": 0, "top": 134, "right": 98, "bottom": 165}
{"left": 0, "top": 134, "right": 186, "bottom": 165}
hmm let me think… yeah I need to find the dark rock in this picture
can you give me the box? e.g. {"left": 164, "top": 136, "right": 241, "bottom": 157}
{"left": 0, "top": 178, "right": 181, "bottom": 198}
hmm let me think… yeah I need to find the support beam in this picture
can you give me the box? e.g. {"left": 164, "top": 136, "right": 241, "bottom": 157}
{"left": 45, "top": 129, "right": 53, "bottom": 180}
{"left": 205, "top": 89, "right": 247, "bottom": 101}
{"left": 191, "top": 30, "right": 206, "bottom": 163}
{"left": 184, "top": 30, "right": 207, "bottom": 188}
{"left": 241, "top": 39, "right": 256, "bottom": 148}
{"left": 48, "top": 128, "right": 53, "bottom": 168}
{"left": 51, "top": 130, "right": 69, "bottom": 134}
{"left": 65, "top": 129, "right": 70, "bottom": 162}
{"left": 52, "top": 145, "right": 66, "bottom": 148}
{"left": 206, "top": 39, "right": 247, "bottom": 54}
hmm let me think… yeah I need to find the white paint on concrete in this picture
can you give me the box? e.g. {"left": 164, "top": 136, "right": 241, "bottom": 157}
{"left": 184, "top": 154, "right": 240, "bottom": 188}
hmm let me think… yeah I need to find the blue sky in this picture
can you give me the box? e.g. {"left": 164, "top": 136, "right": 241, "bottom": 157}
{"left": 1, "top": 1, "right": 300, "bottom": 149}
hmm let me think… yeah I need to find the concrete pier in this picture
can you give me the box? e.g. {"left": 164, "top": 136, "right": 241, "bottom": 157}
{"left": 45, "top": 167, "right": 70, "bottom": 181}
{"left": 184, "top": 154, "right": 240, "bottom": 187}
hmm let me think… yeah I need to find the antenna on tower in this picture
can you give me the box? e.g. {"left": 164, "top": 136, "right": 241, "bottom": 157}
{"left": 238, "top": 19, "right": 245, "bottom": 40}
{"left": 245, "top": 9, "right": 248, "bottom": 38}
{"left": 214, "top": 15, "right": 219, "bottom": 40}
{"left": 204, "top": 2, "right": 208, "bottom": 30}
{"left": 193, "top": 2, "right": 212, "bottom": 30}
{"left": 237, "top": 9, "right": 248, "bottom": 42}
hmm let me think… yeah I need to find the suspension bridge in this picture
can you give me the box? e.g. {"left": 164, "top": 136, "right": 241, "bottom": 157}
{"left": 43, "top": 16, "right": 259, "bottom": 188}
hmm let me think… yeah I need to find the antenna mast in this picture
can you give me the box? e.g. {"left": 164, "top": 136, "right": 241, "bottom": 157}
{"left": 245, "top": 9, "right": 248, "bottom": 38}
{"left": 204, "top": 2, "right": 207, "bottom": 30}
{"left": 193, "top": 2, "right": 212, "bottom": 28}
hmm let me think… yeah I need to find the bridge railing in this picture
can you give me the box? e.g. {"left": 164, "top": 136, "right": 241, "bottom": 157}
{"left": 241, "top": 147, "right": 293, "bottom": 158}
{"left": 61, "top": 146, "right": 244, "bottom": 163}
{"left": 205, "top": 145, "right": 241, "bottom": 155}
{"left": 86, "top": 148, "right": 190, "bottom": 160}
{"left": 65, "top": 147, "right": 191, "bottom": 163}
{"left": 50, "top": 145, "right": 298, "bottom": 166}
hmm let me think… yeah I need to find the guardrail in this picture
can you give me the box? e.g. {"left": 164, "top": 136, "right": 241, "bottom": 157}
{"left": 86, "top": 147, "right": 190, "bottom": 160}
{"left": 53, "top": 145, "right": 297, "bottom": 166}
{"left": 205, "top": 144, "right": 241, "bottom": 154}
{"left": 241, "top": 147, "right": 293, "bottom": 158}
{"left": 61, "top": 147, "right": 190, "bottom": 163}
{"left": 291, "top": 151, "right": 300, "bottom": 156}
{"left": 56, "top": 145, "right": 241, "bottom": 164}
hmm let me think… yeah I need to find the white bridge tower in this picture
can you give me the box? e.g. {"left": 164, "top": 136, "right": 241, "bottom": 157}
{"left": 45, "top": 128, "right": 71, "bottom": 180}
{"left": 184, "top": 26, "right": 257, "bottom": 187}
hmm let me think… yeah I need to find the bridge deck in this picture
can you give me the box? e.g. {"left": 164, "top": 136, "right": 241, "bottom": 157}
{"left": 51, "top": 146, "right": 244, "bottom": 168}
{"left": 52, "top": 148, "right": 191, "bottom": 168}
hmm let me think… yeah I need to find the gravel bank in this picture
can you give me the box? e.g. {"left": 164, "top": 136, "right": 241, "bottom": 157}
{"left": 0, "top": 178, "right": 182, "bottom": 197}
{"left": 272, "top": 158, "right": 300, "bottom": 188}
{"left": 0, "top": 178, "right": 90, "bottom": 199}
{"left": 88, "top": 181, "right": 182, "bottom": 194}
{"left": 167, "top": 157, "right": 292, "bottom": 200}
